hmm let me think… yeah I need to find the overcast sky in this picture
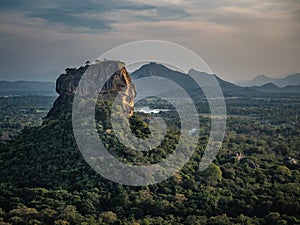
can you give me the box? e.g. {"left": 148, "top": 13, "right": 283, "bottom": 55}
{"left": 0, "top": 0, "right": 299, "bottom": 82}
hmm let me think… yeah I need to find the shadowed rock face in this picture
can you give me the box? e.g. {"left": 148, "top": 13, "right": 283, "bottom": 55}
{"left": 46, "top": 61, "right": 136, "bottom": 119}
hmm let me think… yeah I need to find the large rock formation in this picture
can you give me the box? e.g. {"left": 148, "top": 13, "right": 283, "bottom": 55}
{"left": 46, "top": 61, "right": 136, "bottom": 119}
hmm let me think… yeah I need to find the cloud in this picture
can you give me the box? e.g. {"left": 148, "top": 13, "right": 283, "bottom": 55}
{"left": 1, "top": 0, "right": 299, "bottom": 33}
{"left": 0, "top": 0, "right": 159, "bottom": 31}
{"left": 0, "top": 0, "right": 299, "bottom": 81}
{"left": 0, "top": 0, "right": 197, "bottom": 32}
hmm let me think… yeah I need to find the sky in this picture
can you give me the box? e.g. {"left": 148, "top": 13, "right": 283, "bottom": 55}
{"left": 0, "top": 0, "right": 299, "bottom": 82}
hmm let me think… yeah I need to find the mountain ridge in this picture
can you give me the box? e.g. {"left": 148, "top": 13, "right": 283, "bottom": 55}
{"left": 1, "top": 64, "right": 299, "bottom": 97}
{"left": 249, "top": 82, "right": 300, "bottom": 93}
{"left": 131, "top": 63, "right": 299, "bottom": 97}
{"left": 236, "top": 73, "right": 300, "bottom": 87}
{"left": 0, "top": 80, "right": 56, "bottom": 96}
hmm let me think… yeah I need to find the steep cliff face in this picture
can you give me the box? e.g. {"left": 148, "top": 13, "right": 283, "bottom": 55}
{"left": 46, "top": 61, "right": 136, "bottom": 119}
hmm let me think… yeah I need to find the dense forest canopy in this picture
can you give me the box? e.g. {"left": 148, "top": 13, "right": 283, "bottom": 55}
{"left": 0, "top": 65, "right": 299, "bottom": 225}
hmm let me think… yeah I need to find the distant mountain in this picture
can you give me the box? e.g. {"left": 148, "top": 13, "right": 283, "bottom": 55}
{"left": 188, "top": 68, "right": 250, "bottom": 97}
{"left": 131, "top": 63, "right": 257, "bottom": 97}
{"left": 252, "top": 75, "right": 272, "bottom": 85}
{"left": 1, "top": 65, "right": 299, "bottom": 98}
{"left": 131, "top": 62, "right": 201, "bottom": 98}
{"left": 0, "top": 80, "right": 56, "bottom": 96}
{"left": 249, "top": 83, "right": 300, "bottom": 94}
{"left": 1, "top": 70, "right": 60, "bottom": 82}
{"left": 236, "top": 73, "right": 300, "bottom": 87}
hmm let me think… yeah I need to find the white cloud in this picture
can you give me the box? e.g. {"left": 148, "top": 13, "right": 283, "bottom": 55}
{"left": 0, "top": 0, "right": 299, "bottom": 81}
{"left": 129, "top": 0, "right": 188, "bottom": 6}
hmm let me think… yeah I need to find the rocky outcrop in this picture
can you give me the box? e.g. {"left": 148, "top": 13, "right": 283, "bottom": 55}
{"left": 46, "top": 61, "right": 136, "bottom": 119}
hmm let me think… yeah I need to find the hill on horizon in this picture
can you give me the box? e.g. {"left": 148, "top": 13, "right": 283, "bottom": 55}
{"left": 248, "top": 83, "right": 300, "bottom": 94}
{"left": 0, "top": 80, "right": 56, "bottom": 96}
{"left": 1, "top": 64, "right": 299, "bottom": 97}
{"left": 131, "top": 63, "right": 300, "bottom": 97}
{"left": 236, "top": 73, "right": 300, "bottom": 87}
